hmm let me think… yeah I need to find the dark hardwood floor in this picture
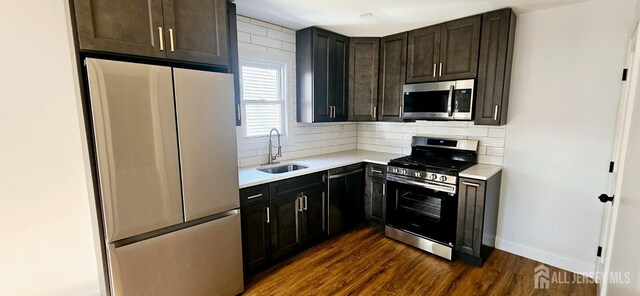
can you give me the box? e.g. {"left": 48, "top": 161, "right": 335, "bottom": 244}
{"left": 244, "top": 226, "right": 596, "bottom": 295}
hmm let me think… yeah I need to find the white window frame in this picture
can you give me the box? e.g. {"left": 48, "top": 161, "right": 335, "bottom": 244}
{"left": 239, "top": 58, "right": 288, "bottom": 140}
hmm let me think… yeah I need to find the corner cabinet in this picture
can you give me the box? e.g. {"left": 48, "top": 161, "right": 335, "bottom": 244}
{"left": 378, "top": 32, "right": 407, "bottom": 122}
{"left": 72, "top": 0, "right": 229, "bottom": 67}
{"left": 456, "top": 172, "right": 502, "bottom": 267}
{"left": 348, "top": 38, "right": 380, "bottom": 121}
{"left": 475, "top": 9, "right": 517, "bottom": 126}
{"left": 296, "top": 27, "right": 349, "bottom": 123}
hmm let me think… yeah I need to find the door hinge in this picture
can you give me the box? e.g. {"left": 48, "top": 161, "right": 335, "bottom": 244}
{"left": 609, "top": 161, "right": 615, "bottom": 173}
{"left": 597, "top": 246, "right": 603, "bottom": 257}
{"left": 622, "top": 69, "right": 628, "bottom": 81}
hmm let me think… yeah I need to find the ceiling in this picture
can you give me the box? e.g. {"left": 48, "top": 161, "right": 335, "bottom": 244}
{"left": 235, "top": 0, "right": 586, "bottom": 36}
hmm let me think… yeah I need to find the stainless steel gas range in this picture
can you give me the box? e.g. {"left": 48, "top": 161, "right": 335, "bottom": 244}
{"left": 385, "top": 136, "right": 478, "bottom": 260}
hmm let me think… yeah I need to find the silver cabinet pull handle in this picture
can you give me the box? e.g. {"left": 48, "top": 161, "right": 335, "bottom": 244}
{"left": 266, "top": 207, "right": 270, "bottom": 223}
{"left": 158, "top": 27, "right": 164, "bottom": 51}
{"left": 169, "top": 28, "right": 175, "bottom": 52}
{"left": 433, "top": 63, "right": 437, "bottom": 77}
{"left": 382, "top": 183, "right": 386, "bottom": 196}
{"left": 237, "top": 104, "right": 241, "bottom": 121}
{"left": 439, "top": 62, "right": 443, "bottom": 77}
{"left": 303, "top": 194, "right": 308, "bottom": 210}
{"left": 247, "top": 193, "right": 262, "bottom": 200}
{"left": 373, "top": 106, "right": 377, "bottom": 118}
{"left": 399, "top": 106, "right": 403, "bottom": 118}
{"left": 494, "top": 105, "right": 499, "bottom": 121}
{"left": 463, "top": 182, "right": 481, "bottom": 187}
{"left": 371, "top": 169, "right": 383, "bottom": 174}
{"left": 297, "top": 197, "right": 303, "bottom": 212}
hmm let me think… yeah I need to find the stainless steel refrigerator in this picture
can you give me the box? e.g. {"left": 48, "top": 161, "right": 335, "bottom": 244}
{"left": 85, "top": 58, "right": 243, "bottom": 296}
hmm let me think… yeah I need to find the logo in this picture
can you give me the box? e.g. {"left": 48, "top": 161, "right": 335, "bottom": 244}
{"left": 534, "top": 264, "right": 550, "bottom": 289}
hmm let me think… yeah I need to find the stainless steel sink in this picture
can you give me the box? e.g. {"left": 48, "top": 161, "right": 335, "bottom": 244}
{"left": 257, "top": 164, "right": 308, "bottom": 174}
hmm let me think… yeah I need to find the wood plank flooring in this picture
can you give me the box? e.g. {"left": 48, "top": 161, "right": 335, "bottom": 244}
{"left": 244, "top": 226, "right": 596, "bottom": 295}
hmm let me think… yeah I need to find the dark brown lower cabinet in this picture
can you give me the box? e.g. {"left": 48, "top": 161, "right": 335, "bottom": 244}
{"left": 456, "top": 172, "right": 502, "bottom": 266}
{"left": 365, "top": 164, "right": 386, "bottom": 228}
{"left": 300, "top": 186, "right": 327, "bottom": 245}
{"left": 269, "top": 193, "right": 302, "bottom": 261}
{"left": 240, "top": 173, "right": 327, "bottom": 276}
{"left": 240, "top": 202, "right": 270, "bottom": 274}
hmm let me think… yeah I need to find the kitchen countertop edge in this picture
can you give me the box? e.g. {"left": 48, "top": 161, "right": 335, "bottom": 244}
{"left": 459, "top": 164, "right": 502, "bottom": 181}
{"left": 238, "top": 150, "right": 402, "bottom": 189}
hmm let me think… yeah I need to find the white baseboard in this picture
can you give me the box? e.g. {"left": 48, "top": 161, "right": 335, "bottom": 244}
{"left": 494, "top": 236, "right": 596, "bottom": 277}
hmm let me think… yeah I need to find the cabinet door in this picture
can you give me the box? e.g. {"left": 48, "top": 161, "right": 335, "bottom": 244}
{"left": 365, "top": 176, "right": 386, "bottom": 226}
{"left": 270, "top": 194, "right": 302, "bottom": 260}
{"left": 378, "top": 32, "right": 407, "bottom": 122}
{"left": 241, "top": 203, "right": 271, "bottom": 274}
{"left": 227, "top": 1, "right": 242, "bottom": 126}
{"left": 73, "top": 0, "right": 166, "bottom": 58}
{"left": 162, "top": 0, "right": 229, "bottom": 66}
{"left": 406, "top": 25, "right": 440, "bottom": 83}
{"left": 301, "top": 186, "right": 327, "bottom": 245}
{"left": 312, "top": 29, "right": 332, "bottom": 122}
{"left": 475, "top": 9, "right": 516, "bottom": 126}
{"left": 439, "top": 16, "right": 481, "bottom": 80}
{"left": 348, "top": 38, "right": 380, "bottom": 121}
{"left": 456, "top": 178, "right": 486, "bottom": 257}
{"left": 331, "top": 34, "right": 349, "bottom": 121}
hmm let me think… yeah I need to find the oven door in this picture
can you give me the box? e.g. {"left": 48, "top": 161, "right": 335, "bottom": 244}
{"left": 385, "top": 177, "right": 458, "bottom": 245}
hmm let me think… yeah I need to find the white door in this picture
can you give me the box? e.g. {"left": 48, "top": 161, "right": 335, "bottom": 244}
{"left": 600, "top": 23, "right": 640, "bottom": 295}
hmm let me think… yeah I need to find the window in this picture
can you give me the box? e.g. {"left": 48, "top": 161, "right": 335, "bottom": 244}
{"left": 240, "top": 59, "right": 286, "bottom": 139}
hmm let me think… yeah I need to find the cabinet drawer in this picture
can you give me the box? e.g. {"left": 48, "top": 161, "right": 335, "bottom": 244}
{"left": 269, "top": 172, "right": 325, "bottom": 198}
{"left": 367, "top": 164, "right": 386, "bottom": 178}
{"left": 240, "top": 184, "right": 269, "bottom": 207}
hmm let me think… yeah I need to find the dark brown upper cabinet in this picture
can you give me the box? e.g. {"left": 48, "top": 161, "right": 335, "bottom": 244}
{"left": 297, "top": 27, "right": 349, "bottom": 123}
{"left": 406, "top": 16, "right": 480, "bottom": 83}
{"left": 406, "top": 25, "right": 440, "bottom": 83}
{"left": 475, "top": 9, "right": 516, "bottom": 126}
{"left": 73, "top": 0, "right": 229, "bottom": 67}
{"left": 348, "top": 38, "right": 380, "bottom": 121}
{"left": 440, "top": 16, "right": 481, "bottom": 80}
{"left": 378, "top": 33, "right": 407, "bottom": 122}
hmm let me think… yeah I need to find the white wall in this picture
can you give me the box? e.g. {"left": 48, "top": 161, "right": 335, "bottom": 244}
{"left": 497, "top": 0, "right": 636, "bottom": 274}
{"left": 235, "top": 16, "right": 358, "bottom": 167}
{"left": 357, "top": 121, "right": 507, "bottom": 165}
{"left": 0, "top": 1, "right": 101, "bottom": 295}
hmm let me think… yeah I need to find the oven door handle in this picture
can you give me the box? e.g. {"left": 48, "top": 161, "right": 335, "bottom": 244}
{"left": 387, "top": 175, "right": 456, "bottom": 194}
{"left": 447, "top": 84, "right": 454, "bottom": 117}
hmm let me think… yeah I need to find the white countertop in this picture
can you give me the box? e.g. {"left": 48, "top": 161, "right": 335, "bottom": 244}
{"left": 238, "top": 150, "right": 401, "bottom": 189}
{"left": 460, "top": 164, "right": 502, "bottom": 180}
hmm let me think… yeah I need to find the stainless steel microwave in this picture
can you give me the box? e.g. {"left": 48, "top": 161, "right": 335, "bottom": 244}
{"left": 403, "top": 79, "right": 474, "bottom": 121}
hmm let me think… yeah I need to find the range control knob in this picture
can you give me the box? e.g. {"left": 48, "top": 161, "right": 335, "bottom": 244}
{"left": 393, "top": 168, "right": 399, "bottom": 173}
{"left": 402, "top": 169, "right": 409, "bottom": 175}
{"left": 430, "top": 174, "right": 438, "bottom": 180}
{"left": 440, "top": 176, "right": 448, "bottom": 182}
{"left": 414, "top": 172, "right": 422, "bottom": 178}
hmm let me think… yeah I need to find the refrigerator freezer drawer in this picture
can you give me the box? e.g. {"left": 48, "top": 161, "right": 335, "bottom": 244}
{"left": 174, "top": 69, "right": 240, "bottom": 221}
{"left": 86, "top": 58, "right": 184, "bottom": 242}
{"left": 108, "top": 211, "right": 244, "bottom": 296}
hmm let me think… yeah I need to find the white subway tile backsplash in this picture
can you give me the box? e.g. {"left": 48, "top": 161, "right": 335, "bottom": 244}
{"left": 250, "top": 18, "right": 282, "bottom": 31}
{"left": 267, "top": 29, "right": 295, "bottom": 43}
{"left": 357, "top": 120, "right": 506, "bottom": 165}
{"left": 237, "top": 21, "right": 267, "bottom": 36}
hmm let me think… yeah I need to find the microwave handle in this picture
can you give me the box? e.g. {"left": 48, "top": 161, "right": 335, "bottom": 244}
{"left": 447, "top": 84, "right": 454, "bottom": 117}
